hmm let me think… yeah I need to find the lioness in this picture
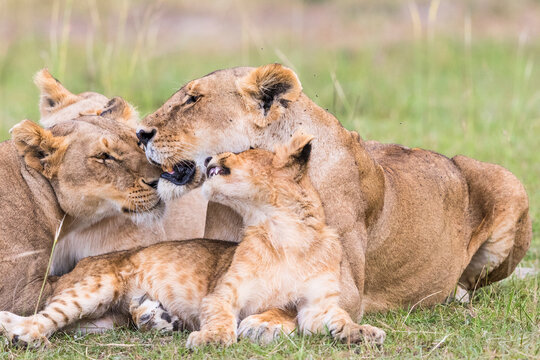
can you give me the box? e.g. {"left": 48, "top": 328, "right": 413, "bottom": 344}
{"left": 137, "top": 64, "right": 531, "bottom": 334}
{"left": 0, "top": 71, "right": 206, "bottom": 318}
{"left": 0, "top": 133, "right": 385, "bottom": 347}
{"left": 0, "top": 113, "right": 162, "bottom": 315}
{"left": 33, "top": 69, "right": 206, "bottom": 270}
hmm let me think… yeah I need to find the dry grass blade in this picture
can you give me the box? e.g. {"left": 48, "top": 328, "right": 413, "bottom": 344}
{"left": 34, "top": 215, "right": 66, "bottom": 316}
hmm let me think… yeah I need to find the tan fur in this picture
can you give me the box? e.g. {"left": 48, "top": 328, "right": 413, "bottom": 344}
{"left": 138, "top": 64, "right": 531, "bottom": 321}
{"left": 0, "top": 135, "right": 384, "bottom": 347}
{"left": 187, "top": 133, "right": 385, "bottom": 347}
{"left": 0, "top": 72, "right": 207, "bottom": 320}
{"left": 0, "top": 116, "right": 163, "bottom": 315}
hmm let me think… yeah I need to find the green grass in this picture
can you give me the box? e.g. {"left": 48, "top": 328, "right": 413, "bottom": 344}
{"left": 1, "top": 276, "right": 538, "bottom": 359}
{"left": 0, "top": 0, "right": 539, "bottom": 358}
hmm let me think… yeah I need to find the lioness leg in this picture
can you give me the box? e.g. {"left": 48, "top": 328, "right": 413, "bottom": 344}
{"left": 453, "top": 155, "right": 532, "bottom": 289}
{"left": 238, "top": 308, "right": 297, "bottom": 344}
{"left": 0, "top": 259, "right": 123, "bottom": 347}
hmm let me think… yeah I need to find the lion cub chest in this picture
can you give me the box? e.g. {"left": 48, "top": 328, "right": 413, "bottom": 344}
{"left": 232, "top": 216, "right": 342, "bottom": 316}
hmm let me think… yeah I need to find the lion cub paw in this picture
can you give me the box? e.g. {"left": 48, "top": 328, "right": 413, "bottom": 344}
{"left": 130, "top": 296, "right": 181, "bottom": 332}
{"left": 186, "top": 327, "right": 237, "bottom": 348}
{"left": 238, "top": 314, "right": 296, "bottom": 345}
{"left": 337, "top": 323, "right": 386, "bottom": 345}
{"left": 0, "top": 312, "right": 48, "bottom": 348}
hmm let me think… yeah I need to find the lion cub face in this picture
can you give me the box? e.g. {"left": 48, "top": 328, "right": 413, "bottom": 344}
{"left": 10, "top": 116, "right": 163, "bottom": 222}
{"left": 202, "top": 132, "right": 314, "bottom": 218}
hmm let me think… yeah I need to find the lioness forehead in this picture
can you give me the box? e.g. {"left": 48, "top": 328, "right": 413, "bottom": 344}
{"left": 181, "top": 67, "right": 254, "bottom": 92}
{"left": 50, "top": 116, "right": 136, "bottom": 140}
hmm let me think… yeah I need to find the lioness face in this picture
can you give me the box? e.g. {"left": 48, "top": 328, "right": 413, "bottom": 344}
{"left": 138, "top": 64, "right": 303, "bottom": 201}
{"left": 11, "top": 117, "right": 163, "bottom": 223}
{"left": 202, "top": 132, "right": 314, "bottom": 215}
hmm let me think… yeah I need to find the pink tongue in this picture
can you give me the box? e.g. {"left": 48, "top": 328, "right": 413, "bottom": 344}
{"left": 168, "top": 170, "right": 175, "bottom": 174}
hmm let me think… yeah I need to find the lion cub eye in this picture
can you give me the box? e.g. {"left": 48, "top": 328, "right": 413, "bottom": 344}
{"left": 94, "top": 152, "right": 116, "bottom": 164}
{"left": 184, "top": 94, "right": 201, "bottom": 105}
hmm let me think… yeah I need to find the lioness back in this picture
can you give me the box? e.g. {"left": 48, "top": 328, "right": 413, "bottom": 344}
{"left": 0, "top": 141, "right": 62, "bottom": 313}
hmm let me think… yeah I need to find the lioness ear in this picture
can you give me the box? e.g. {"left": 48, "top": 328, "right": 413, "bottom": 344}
{"left": 99, "top": 97, "right": 139, "bottom": 127}
{"left": 238, "top": 63, "right": 302, "bottom": 128}
{"left": 273, "top": 132, "right": 314, "bottom": 177}
{"left": 10, "top": 120, "right": 67, "bottom": 178}
{"left": 34, "top": 69, "right": 80, "bottom": 117}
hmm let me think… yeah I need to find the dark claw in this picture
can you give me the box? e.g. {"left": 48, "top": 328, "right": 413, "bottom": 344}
{"left": 160, "top": 312, "right": 172, "bottom": 323}
{"left": 11, "top": 335, "right": 27, "bottom": 348}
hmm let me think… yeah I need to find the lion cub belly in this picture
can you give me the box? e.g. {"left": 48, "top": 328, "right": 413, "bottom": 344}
{"left": 236, "top": 265, "right": 302, "bottom": 319}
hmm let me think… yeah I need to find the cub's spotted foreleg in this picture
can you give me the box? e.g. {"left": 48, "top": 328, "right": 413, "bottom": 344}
{"left": 0, "top": 263, "right": 123, "bottom": 347}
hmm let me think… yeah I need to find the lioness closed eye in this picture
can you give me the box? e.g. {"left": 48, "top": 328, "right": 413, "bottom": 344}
{"left": 0, "top": 133, "right": 384, "bottom": 348}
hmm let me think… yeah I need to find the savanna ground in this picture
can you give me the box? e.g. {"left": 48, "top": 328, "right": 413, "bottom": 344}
{"left": 0, "top": 0, "right": 538, "bottom": 358}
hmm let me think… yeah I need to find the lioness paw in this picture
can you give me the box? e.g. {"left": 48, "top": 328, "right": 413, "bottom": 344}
{"left": 336, "top": 323, "right": 386, "bottom": 345}
{"left": 186, "top": 327, "right": 237, "bottom": 348}
{"left": 0, "top": 312, "right": 48, "bottom": 348}
{"left": 238, "top": 314, "right": 296, "bottom": 345}
{"left": 130, "top": 296, "right": 181, "bottom": 332}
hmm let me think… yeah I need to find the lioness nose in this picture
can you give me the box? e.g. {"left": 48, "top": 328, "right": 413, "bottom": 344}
{"left": 204, "top": 157, "right": 213, "bottom": 167}
{"left": 136, "top": 128, "right": 156, "bottom": 146}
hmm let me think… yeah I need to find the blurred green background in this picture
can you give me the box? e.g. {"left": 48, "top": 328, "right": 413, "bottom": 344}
{"left": 1, "top": 0, "right": 536, "bottom": 260}
{"left": 0, "top": 0, "right": 538, "bottom": 357}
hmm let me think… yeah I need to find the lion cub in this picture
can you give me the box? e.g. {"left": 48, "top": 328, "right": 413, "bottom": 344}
{"left": 0, "top": 133, "right": 384, "bottom": 347}
{"left": 186, "top": 133, "right": 384, "bottom": 347}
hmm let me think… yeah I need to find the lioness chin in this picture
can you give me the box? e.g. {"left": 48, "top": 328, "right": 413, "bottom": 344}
{"left": 138, "top": 64, "right": 531, "bottom": 323}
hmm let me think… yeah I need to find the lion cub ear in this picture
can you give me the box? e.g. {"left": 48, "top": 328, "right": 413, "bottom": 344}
{"left": 99, "top": 97, "right": 139, "bottom": 127}
{"left": 10, "top": 120, "right": 67, "bottom": 178}
{"left": 273, "top": 132, "right": 314, "bottom": 178}
{"left": 34, "top": 69, "right": 80, "bottom": 117}
{"left": 238, "top": 63, "right": 302, "bottom": 128}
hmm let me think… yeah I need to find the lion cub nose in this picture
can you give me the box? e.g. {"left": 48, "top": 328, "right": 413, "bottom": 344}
{"left": 204, "top": 157, "right": 213, "bottom": 167}
{"left": 136, "top": 128, "right": 156, "bottom": 146}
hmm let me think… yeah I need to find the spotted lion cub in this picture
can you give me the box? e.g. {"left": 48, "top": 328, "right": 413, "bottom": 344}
{"left": 190, "top": 132, "right": 385, "bottom": 347}
{"left": 0, "top": 133, "right": 385, "bottom": 347}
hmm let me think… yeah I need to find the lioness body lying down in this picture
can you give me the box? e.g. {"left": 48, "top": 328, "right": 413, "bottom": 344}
{"left": 136, "top": 64, "right": 530, "bottom": 332}
{"left": 0, "top": 115, "right": 162, "bottom": 315}
{"left": 0, "top": 134, "right": 385, "bottom": 347}
{"left": 0, "top": 71, "right": 206, "bottom": 316}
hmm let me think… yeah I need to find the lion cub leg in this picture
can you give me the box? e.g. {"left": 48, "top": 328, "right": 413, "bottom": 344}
{"left": 238, "top": 308, "right": 297, "bottom": 344}
{"left": 0, "top": 263, "right": 124, "bottom": 347}
{"left": 297, "top": 275, "right": 386, "bottom": 345}
{"left": 186, "top": 289, "right": 238, "bottom": 348}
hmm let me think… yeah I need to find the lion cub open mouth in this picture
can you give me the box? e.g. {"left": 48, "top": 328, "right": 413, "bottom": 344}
{"left": 206, "top": 165, "right": 230, "bottom": 178}
{"left": 160, "top": 161, "right": 196, "bottom": 185}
